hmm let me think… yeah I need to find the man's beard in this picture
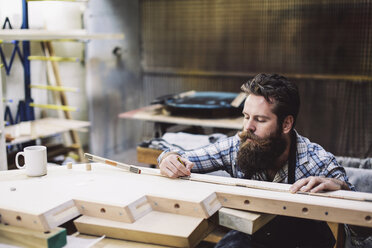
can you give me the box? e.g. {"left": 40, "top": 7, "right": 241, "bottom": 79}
{"left": 237, "top": 129, "right": 287, "bottom": 179}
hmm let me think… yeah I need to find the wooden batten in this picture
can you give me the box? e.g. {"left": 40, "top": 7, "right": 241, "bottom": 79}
{"left": 0, "top": 223, "right": 66, "bottom": 248}
{"left": 74, "top": 212, "right": 210, "bottom": 248}
{"left": 216, "top": 192, "right": 372, "bottom": 227}
{"left": 218, "top": 208, "right": 276, "bottom": 234}
{"left": 147, "top": 193, "right": 221, "bottom": 219}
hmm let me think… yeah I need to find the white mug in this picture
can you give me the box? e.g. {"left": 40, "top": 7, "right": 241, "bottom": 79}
{"left": 15, "top": 146, "right": 47, "bottom": 177}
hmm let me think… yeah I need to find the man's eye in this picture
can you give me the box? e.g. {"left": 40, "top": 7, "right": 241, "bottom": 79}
{"left": 257, "top": 118, "right": 266, "bottom": 122}
{"left": 244, "top": 116, "right": 249, "bottom": 119}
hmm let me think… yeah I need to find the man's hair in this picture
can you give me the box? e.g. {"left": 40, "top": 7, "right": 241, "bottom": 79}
{"left": 241, "top": 73, "right": 300, "bottom": 128}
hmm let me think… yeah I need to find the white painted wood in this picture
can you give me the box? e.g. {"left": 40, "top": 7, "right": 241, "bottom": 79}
{"left": 0, "top": 29, "right": 124, "bottom": 41}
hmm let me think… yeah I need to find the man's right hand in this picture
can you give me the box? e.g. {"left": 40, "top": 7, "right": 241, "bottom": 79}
{"left": 159, "top": 153, "right": 194, "bottom": 178}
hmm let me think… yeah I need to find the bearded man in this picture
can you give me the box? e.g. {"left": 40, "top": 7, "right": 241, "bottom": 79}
{"left": 158, "top": 73, "right": 353, "bottom": 248}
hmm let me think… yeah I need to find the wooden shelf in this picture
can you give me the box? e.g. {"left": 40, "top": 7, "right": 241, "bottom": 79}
{"left": 4, "top": 118, "right": 90, "bottom": 145}
{"left": 0, "top": 29, "right": 124, "bottom": 41}
{"left": 119, "top": 104, "right": 243, "bottom": 130}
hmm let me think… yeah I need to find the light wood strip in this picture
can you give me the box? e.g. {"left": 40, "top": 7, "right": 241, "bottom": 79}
{"left": 0, "top": 29, "right": 124, "bottom": 41}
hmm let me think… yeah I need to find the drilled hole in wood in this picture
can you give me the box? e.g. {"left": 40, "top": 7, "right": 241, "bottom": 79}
{"left": 16, "top": 216, "right": 21, "bottom": 221}
{"left": 302, "top": 207, "right": 309, "bottom": 214}
{"left": 365, "top": 215, "right": 371, "bottom": 222}
{"left": 174, "top": 203, "right": 180, "bottom": 209}
{"left": 44, "top": 231, "right": 50, "bottom": 234}
{"left": 325, "top": 212, "right": 328, "bottom": 215}
{"left": 283, "top": 206, "right": 287, "bottom": 210}
{"left": 100, "top": 208, "right": 106, "bottom": 213}
{"left": 244, "top": 200, "right": 250, "bottom": 205}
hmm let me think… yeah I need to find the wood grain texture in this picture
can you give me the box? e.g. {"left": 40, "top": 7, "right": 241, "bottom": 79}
{"left": 137, "top": 146, "right": 162, "bottom": 165}
{"left": 74, "top": 212, "right": 209, "bottom": 248}
{"left": 0, "top": 224, "right": 66, "bottom": 248}
{"left": 219, "top": 208, "right": 276, "bottom": 234}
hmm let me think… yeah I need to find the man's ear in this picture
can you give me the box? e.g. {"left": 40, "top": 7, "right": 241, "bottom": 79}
{"left": 282, "top": 115, "right": 294, "bottom": 134}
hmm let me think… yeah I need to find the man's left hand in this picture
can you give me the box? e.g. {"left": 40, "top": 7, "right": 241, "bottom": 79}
{"left": 289, "top": 176, "right": 350, "bottom": 193}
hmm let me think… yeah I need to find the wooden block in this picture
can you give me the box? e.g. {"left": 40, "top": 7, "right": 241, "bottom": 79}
{"left": 147, "top": 193, "right": 221, "bottom": 219}
{"left": 136, "top": 146, "right": 162, "bottom": 165}
{"left": 67, "top": 162, "right": 72, "bottom": 169}
{"left": 218, "top": 207, "right": 275, "bottom": 234}
{"left": 74, "top": 196, "right": 152, "bottom": 223}
{"left": 74, "top": 211, "right": 210, "bottom": 248}
{"left": 0, "top": 223, "right": 66, "bottom": 248}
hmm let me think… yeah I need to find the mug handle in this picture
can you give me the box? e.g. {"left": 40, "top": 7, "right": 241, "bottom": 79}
{"left": 15, "top": 152, "right": 25, "bottom": 169}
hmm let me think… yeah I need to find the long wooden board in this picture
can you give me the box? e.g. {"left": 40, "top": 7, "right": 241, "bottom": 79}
{"left": 0, "top": 163, "right": 371, "bottom": 233}
{"left": 74, "top": 212, "right": 210, "bottom": 248}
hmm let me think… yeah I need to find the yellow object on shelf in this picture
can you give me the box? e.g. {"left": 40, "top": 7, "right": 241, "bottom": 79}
{"left": 29, "top": 103, "right": 78, "bottom": 112}
{"left": 30, "top": 84, "right": 78, "bottom": 92}
{"left": 28, "top": 56, "right": 79, "bottom": 62}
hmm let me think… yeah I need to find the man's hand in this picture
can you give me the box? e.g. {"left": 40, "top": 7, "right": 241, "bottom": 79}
{"left": 159, "top": 153, "right": 194, "bottom": 178}
{"left": 289, "top": 176, "right": 349, "bottom": 193}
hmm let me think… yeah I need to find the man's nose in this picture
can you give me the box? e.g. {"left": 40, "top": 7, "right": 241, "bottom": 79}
{"left": 244, "top": 120, "right": 256, "bottom": 133}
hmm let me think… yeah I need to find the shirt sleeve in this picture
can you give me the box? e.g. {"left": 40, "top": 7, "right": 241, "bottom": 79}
{"left": 319, "top": 154, "right": 355, "bottom": 191}
{"left": 157, "top": 135, "right": 239, "bottom": 174}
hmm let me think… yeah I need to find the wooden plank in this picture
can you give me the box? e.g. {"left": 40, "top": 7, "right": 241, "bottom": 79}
{"left": 0, "top": 29, "right": 124, "bottom": 41}
{"left": 218, "top": 207, "right": 275, "bottom": 234}
{"left": 74, "top": 212, "right": 210, "bottom": 248}
{"left": 4, "top": 118, "right": 90, "bottom": 146}
{"left": 118, "top": 104, "right": 243, "bottom": 130}
{"left": 137, "top": 146, "right": 162, "bottom": 165}
{"left": 75, "top": 233, "right": 168, "bottom": 247}
{"left": 0, "top": 223, "right": 66, "bottom": 248}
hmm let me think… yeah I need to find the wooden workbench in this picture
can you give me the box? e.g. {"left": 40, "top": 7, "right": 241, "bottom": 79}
{"left": 1, "top": 163, "right": 371, "bottom": 247}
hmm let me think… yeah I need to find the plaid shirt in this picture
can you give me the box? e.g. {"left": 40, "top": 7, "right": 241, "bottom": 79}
{"left": 158, "top": 130, "right": 354, "bottom": 189}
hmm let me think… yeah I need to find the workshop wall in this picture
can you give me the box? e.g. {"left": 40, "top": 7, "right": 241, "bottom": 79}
{"left": 139, "top": 0, "right": 372, "bottom": 158}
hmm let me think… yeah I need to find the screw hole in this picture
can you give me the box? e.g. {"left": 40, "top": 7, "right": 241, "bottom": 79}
{"left": 44, "top": 231, "right": 50, "bottom": 234}
{"left": 325, "top": 212, "right": 328, "bottom": 216}
{"left": 244, "top": 200, "right": 250, "bottom": 205}
{"left": 365, "top": 215, "right": 371, "bottom": 222}
{"left": 302, "top": 207, "right": 309, "bottom": 214}
{"left": 100, "top": 208, "right": 106, "bottom": 213}
{"left": 174, "top": 203, "right": 180, "bottom": 209}
{"left": 16, "top": 216, "right": 21, "bottom": 221}
{"left": 283, "top": 206, "right": 287, "bottom": 210}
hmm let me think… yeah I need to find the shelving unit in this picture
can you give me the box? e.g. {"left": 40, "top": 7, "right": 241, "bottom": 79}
{"left": 0, "top": 0, "right": 124, "bottom": 169}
